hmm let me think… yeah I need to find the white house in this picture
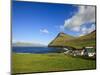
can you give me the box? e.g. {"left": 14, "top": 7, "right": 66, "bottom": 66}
{"left": 72, "top": 49, "right": 84, "bottom": 56}
{"left": 63, "top": 48, "right": 68, "bottom": 51}
{"left": 83, "top": 47, "right": 96, "bottom": 57}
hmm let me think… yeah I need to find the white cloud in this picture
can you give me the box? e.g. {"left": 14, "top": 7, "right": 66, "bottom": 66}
{"left": 71, "top": 26, "right": 80, "bottom": 32}
{"left": 40, "top": 29, "right": 49, "bottom": 34}
{"left": 64, "top": 6, "right": 95, "bottom": 33}
{"left": 80, "top": 24, "right": 95, "bottom": 36}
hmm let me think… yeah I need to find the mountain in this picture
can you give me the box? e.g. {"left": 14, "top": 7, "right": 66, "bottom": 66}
{"left": 48, "top": 32, "right": 75, "bottom": 47}
{"left": 12, "top": 42, "right": 46, "bottom": 47}
{"left": 48, "top": 31, "right": 96, "bottom": 49}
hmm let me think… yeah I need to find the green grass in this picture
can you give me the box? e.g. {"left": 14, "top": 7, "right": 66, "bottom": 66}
{"left": 12, "top": 53, "right": 96, "bottom": 74}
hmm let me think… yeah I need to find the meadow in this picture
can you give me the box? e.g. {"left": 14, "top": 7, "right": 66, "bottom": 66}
{"left": 12, "top": 53, "right": 96, "bottom": 74}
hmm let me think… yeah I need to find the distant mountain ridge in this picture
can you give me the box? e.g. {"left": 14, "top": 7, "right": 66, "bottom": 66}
{"left": 12, "top": 42, "right": 46, "bottom": 47}
{"left": 48, "top": 31, "right": 96, "bottom": 48}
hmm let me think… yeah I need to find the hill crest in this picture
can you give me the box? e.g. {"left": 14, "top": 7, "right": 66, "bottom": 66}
{"left": 48, "top": 31, "right": 96, "bottom": 48}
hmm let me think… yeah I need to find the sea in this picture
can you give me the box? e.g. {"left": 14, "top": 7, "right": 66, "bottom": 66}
{"left": 12, "top": 47, "right": 62, "bottom": 53}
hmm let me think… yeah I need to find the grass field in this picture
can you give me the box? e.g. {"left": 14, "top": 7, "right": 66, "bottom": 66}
{"left": 12, "top": 53, "right": 96, "bottom": 74}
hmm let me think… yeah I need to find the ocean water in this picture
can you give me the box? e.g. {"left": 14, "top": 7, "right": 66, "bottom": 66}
{"left": 12, "top": 47, "right": 62, "bottom": 53}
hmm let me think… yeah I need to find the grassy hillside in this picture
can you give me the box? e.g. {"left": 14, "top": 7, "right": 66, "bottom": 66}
{"left": 12, "top": 53, "right": 96, "bottom": 74}
{"left": 48, "top": 31, "right": 96, "bottom": 48}
{"left": 48, "top": 32, "right": 75, "bottom": 47}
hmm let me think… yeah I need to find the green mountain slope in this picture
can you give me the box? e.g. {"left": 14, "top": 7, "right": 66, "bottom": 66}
{"left": 48, "top": 32, "right": 75, "bottom": 47}
{"left": 48, "top": 31, "right": 96, "bottom": 49}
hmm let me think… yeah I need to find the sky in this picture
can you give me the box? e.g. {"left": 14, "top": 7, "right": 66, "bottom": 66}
{"left": 12, "top": 0, "right": 96, "bottom": 45}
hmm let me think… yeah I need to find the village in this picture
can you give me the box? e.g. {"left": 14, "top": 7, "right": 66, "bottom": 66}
{"left": 63, "top": 46, "right": 96, "bottom": 58}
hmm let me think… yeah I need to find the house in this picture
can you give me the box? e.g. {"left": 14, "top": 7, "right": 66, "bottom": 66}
{"left": 63, "top": 47, "right": 74, "bottom": 55}
{"left": 63, "top": 48, "right": 69, "bottom": 51}
{"left": 63, "top": 48, "right": 71, "bottom": 54}
{"left": 83, "top": 47, "right": 96, "bottom": 57}
{"left": 72, "top": 49, "right": 84, "bottom": 56}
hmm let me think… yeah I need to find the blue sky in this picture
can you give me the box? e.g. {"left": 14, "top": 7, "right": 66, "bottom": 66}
{"left": 12, "top": 1, "right": 96, "bottom": 45}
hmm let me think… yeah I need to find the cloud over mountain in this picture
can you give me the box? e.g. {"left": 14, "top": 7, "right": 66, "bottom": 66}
{"left": 64, "top": 6, "right": 95, "bottom": 36}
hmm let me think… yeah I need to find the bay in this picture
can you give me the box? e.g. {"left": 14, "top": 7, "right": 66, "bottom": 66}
{"left": 12, "top": 47, "right": 62, "bottom": 53}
